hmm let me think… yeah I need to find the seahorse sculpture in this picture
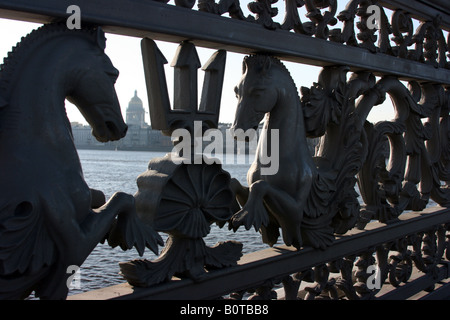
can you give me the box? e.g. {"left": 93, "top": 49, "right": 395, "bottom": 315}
{"left": 230, "top": 54, "right": 449, "bottom": 250}
{"left": 0, "top": 24, "right": 162, "bottom": 299}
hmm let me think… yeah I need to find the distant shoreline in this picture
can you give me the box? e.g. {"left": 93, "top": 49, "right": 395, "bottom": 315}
{"left": 75, "top": 145, "right": 173, "bottom": 152}
{"left": 75, "top": 146, "right": 257, "bottom": 155}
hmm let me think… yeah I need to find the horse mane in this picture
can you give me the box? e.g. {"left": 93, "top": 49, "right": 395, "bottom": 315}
{"left": 0, "top": 23, "right": 101, "bottom": 102}
{"left": 244, "top": 54, "right": 300, "bottom": 100}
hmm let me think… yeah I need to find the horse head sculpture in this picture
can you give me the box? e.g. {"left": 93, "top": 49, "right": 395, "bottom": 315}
{"left": 66, "top": 32, "right": 128, "bottom": 142}
{"left": 230, "top": 54, "right": 317, "bottom": 249}
{"left": 0, "top": 23, "right": 162, "bottom": 300}
{"left": 231, "top": 55, "right": 278, "bottom": 135}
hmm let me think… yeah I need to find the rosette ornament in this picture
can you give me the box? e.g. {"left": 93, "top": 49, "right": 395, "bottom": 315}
{"left": 119, "top": 153, "right": 242, "bottom": 287}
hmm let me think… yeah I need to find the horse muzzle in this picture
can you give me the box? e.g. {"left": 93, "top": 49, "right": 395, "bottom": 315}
{"left": 93, "top": 120, "right": 127, "bottom": 142}
{"left": 106, "top": 120, "right": 128, "bottom": 139}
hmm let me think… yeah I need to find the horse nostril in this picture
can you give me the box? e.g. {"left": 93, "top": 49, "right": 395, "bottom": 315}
{"left": 122, "top": 125, "right": 128, "bottom": 136}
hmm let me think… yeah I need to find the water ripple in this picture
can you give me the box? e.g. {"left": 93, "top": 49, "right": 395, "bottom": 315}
{"left": 69, "top": 149, "right": 257, "bottom": 295}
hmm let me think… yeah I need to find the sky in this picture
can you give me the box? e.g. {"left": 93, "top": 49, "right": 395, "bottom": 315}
{"left": 0, "top": 2, "right": 400, "bottom": 127}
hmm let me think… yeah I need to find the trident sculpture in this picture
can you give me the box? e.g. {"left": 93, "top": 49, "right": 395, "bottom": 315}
{"left": 119, "top": 39, "right": 243, "bottom": 287}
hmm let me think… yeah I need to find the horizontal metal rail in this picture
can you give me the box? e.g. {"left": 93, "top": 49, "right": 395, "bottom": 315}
{"left": 377, "top": 262, "right": 450, "bottom": 300}
{"left": 0, "top": 0, "right": 449, "bottom": 84}
{"left": 379, "top": 0, "right": 450, "bottom": 29}
{"left": 69, "top": 206, "right": 450, "bottom": 300}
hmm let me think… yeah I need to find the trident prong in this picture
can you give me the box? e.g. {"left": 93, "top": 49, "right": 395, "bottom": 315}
{"left": 199, "top": 49, "right": 227, "bottom": 127}
{"left": 141, "top": 38, "right": 172, "bottom": 132}
{"left": 171, "top": 41, "right": 201, "bottom": 112}
{"left": 141, "top": 38, "right": 226, "bottom": 136}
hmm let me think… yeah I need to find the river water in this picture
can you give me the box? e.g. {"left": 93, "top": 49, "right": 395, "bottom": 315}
{"left": 69, "top": 149, "right": 265, "bottom": 296}
{"left": 64, "top": 149, "right": 438, "bottom": 296}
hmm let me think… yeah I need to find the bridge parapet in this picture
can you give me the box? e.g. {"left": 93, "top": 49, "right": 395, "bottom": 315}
{"left": 69, "top": 206, "right": 450, "bottom": 300}
{"left": 0, "top": 0, "right": 449, "bottom": 300}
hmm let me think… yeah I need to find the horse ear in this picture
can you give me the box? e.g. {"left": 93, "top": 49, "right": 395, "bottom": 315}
{"left": 96, "top": 27, "right": 106, "bottom": 51}
{"left": 262, "top": 56, "right": 272, "bottom": 75}
{"left": 242, "top": 56, "right": 248, "bottom": 74}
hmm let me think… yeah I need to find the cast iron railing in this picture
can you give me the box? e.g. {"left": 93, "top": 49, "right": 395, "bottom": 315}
{"left": 0, "top": 0, "right": 449, "bottom": 300}
{"left": 67, "top": 206, "right": 450, "bottom": 300}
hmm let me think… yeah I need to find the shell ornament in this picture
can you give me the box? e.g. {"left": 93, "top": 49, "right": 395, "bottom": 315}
{"left": 119, "top": 153, "right": 242, "bottom": 287}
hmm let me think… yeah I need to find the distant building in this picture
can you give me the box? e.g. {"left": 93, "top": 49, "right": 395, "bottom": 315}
{"left": 71, "top": 90, "right": 172, "bottom": 151}
{"left": 71, "top": 90, "right": 318, "bottom": 155}
{"left": 126, "top": 90, "right": 146, "bottom": 128}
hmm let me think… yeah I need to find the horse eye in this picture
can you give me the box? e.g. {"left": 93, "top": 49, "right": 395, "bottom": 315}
{"left": 234, "top": 86, "right": 240, "bottom": 98}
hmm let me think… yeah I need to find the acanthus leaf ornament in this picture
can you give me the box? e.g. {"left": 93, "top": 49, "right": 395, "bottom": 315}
{"left": 230, "top": 51, "right": 449, "bottom": 251}
{"left": 229, "top": 58, "right": 372, "bottom": 250}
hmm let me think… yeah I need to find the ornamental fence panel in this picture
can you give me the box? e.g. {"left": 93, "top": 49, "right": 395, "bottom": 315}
{"left": 0, "top": 0, "right": 449, "bottom": 300}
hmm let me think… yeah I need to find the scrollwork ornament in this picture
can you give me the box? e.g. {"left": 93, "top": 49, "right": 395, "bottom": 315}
{"left": 153, "top": 0, "right": 450, "bottom": 70}
{"left": 353, "top": 250, "right": 376, "bottom": 299}
{"left": 248, "top": 0, "right": 280, "bottom": 29}
{"left": 410, "top": 227, "right": 447, "bottom": 281}
{"left": 358, "top": 120, "right": 406, "bottom": 224}
{"left": 355, "top": 1, "right": 378, "bottom": 53}
{"left": 198, "top": 0, "right": 254, "bottom": 21}
{"left": 375, "top": 4, "right": 392, "bottom": 54}
{"left": 304, "top": 0, "right": 338, "bottom": 39}
{"left": 304, "top": 264, "right": 339, "bottom": 300}
{"left": 408, "top": 17, "right": 446, "bottom": 67}
{"left": 282, "top": 271, "right": 313, "bottom": 300}
{"left": 328, "top": 0, "right": 359, "bottom": 45}
{"left": 281, "top": 0, "right": 316, "bottom": 35}
{"left": 391, "top": 10, "right": 414, "bottom": 59}
{"left": 335, "top": 256, "right": 358, "bottom": 300}
{"left": 388, "top": 238, "right": 413, "bottom": 287}
{"left": 352, "top": 245, "right": 391, "bottom": 299}
{"left": 424, "top": 226, "right": 446, "bottom": 268}
{"left": 248, "top": 279, "right": 278, "bottom": 300}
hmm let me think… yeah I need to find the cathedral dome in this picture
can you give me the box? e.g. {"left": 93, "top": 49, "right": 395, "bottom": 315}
{"left": 126, "top": 90, "right": 146, "bottom": 127}
{"left": 128, "top": 90, "right": 144, "bottom": 111}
